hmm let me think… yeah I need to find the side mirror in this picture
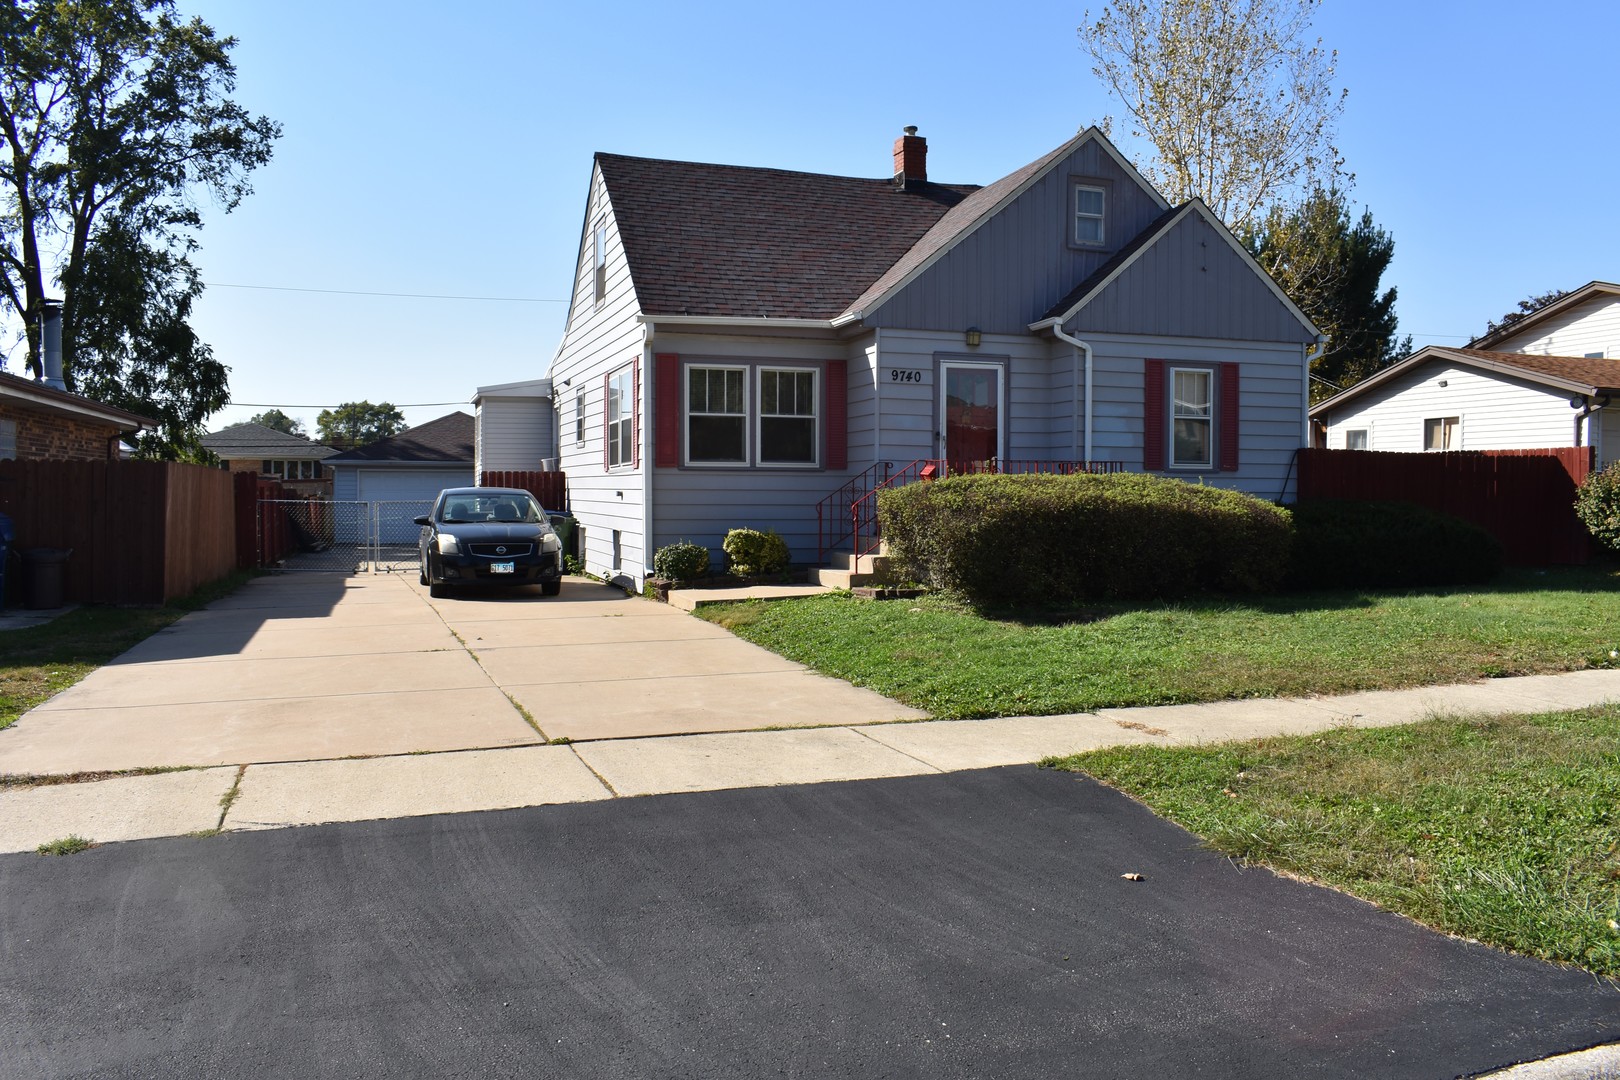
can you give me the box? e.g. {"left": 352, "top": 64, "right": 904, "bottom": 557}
{"left": 413, "top": 515, "right": 430, "bottom": 526}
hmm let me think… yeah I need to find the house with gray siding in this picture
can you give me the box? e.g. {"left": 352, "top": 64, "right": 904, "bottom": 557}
{"left": 541, "top": 126, "right": 1322, "bottom": 589}
{"left": 1312, "top": 282, "right": 1620, "bottom": 465}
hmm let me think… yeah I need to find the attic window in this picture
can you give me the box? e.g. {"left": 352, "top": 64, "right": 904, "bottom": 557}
{"left": 592, "top": 218, "right": 607, "bottom": 304}
{"left": 1073, "top": 185, "right": 1105, "bottom": 245}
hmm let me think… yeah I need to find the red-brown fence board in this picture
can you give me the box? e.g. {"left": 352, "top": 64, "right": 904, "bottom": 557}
{"left": 1297, "top": 447, "right": 1592, "bottom": 565}
{"left": 0, "top": 458, "right": 237, "bottom": 604}
{"left": 477, "top": 470, "right": 568, "bottom": 511}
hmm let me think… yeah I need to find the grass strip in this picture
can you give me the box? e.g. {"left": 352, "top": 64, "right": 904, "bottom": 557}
{"left": 1047, "top": 706, "right": 1620, "bottom": 977}
{"left": 0, "top": 571, "right": 256, "bottom": 732}
{"left": 697, "top": 565, "right": 1620, "bottom": 718}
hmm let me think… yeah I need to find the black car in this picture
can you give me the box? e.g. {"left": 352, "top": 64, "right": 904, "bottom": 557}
{"left": 416, "top": 487, "right": 564, "bottom": 598}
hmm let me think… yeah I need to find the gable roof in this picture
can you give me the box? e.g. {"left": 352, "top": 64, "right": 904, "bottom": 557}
{"left": 0, "top": 372, "right": 154, "bottom": 431}
{"left": 1468, "top": 281, "right": 1620, "bottom": 350}
{"left": 1309, "top": 346, "right": 1620, "bottom": 418}
{"left": 202, "top": 422, "right": 336, "bottom": 460}
{"left": 324, "top": 411, "right": 475, "bottom": 463}
{"left": 597, "top": 153, "right": 977, "bottom": 322}
{"left": 1032, "top": 198, "right": 1320, "bottom": 337}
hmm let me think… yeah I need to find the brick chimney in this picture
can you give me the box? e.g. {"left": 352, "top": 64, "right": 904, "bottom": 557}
{"left": 893, "top": 126, "right": 926, "bottom": 188}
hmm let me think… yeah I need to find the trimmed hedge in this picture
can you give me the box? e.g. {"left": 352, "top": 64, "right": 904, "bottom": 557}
{"left": 1576, "top": 462, "right": 1620, "bottom": 552}
{"left": 877, "top": 473, "right": 1292, "bottom": 607}
{"left": 723, "top": 528, "right": 790, "bottom": 577}
{"left": 1285, "top": 500, "right": 1502, "bottom": 589}
{"left": 653, "top": 541, "right": 710, "bottom": 582}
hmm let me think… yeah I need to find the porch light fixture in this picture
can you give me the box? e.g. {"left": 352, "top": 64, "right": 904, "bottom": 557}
{"left": 964, "top": 326, "right": 982, "bottom": 348}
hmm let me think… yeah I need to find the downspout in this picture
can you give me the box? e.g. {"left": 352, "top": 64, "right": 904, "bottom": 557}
{"left": 1574, "top": 393, "right": 1610, "bottom": 452}
{"left": 1303, "top": 334, "right": 1329, "bottom": 447}
{"left": 641, "top": 321, "right": 655, "bottom": 585}
{"left": 873, "top": 326, "right": 883, "bottom": 465}
{"left": 1049, "top": 325, "right": 1093, "bottom": 461}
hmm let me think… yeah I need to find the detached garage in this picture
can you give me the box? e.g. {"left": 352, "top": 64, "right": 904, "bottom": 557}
{"left": 325, "top": 412, "right": 476, "bottom": 542}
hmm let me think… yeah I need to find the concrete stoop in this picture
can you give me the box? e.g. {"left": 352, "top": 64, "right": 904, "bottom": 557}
{"left": 808, "top": 551, "right": 891, "bottom": 589}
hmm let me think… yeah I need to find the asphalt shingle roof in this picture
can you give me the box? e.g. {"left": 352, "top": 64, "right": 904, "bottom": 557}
{"left": 597, "top": 153, "right": 978, "bottom": 320}
{"left": 202, "top": 422, "right": 337, "bottom": 460}
{"left": 1443, "top": 348, "right": 1620, "bottom": 392}
{"left": 324, "top": 412, "right": 475, "bottom": 463}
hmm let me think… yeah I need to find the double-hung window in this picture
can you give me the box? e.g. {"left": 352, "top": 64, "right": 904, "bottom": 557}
{"left": 1074, "top": 185, "right": 1105, "bottom": 245}
{"left": 606, "top": 364, "right": 634, "bottom": 467}
{"left": 574, "top": 393, "right": 585, "bottom": 446}
{"left": 1170, "top": 368, "right": 1213, "bottom": 468}
{"left": 687, "top": 366, "right": 747, "bottom": 464}
{"left": 758, "top": 368, "right": 818, "bottom": 466}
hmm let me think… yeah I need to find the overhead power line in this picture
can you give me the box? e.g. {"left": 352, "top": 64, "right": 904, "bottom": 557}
{"left": 230, "top": 400, "right": 471, "bottom": 409}
{"left": 204, "top": 281, "right": 567, "bottom": 303}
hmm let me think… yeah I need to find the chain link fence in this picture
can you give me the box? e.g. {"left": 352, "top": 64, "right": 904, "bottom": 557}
{"left": 258, "top": 499, "right": 430, "bottom": 573}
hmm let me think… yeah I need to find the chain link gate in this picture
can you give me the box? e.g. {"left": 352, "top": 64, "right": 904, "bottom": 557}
{"left": 372, "top": 500, "right": 433, "bottom": 572}
{"left": 258, "top": 499, "right": 432, "bottom": 573}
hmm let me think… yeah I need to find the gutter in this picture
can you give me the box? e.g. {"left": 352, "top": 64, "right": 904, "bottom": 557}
{"left": 1030, "top": 318, "right": 1093, "bottom": 460}
{"left": 1574, "top": 392, "right": 1611, "bottom": 449}
{"left": 634, "top": 314, "right": 840, "bottom": 331}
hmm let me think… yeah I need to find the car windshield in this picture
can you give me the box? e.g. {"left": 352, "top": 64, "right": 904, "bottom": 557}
{"left": 439, "top": 494, "right": 545, "bottom": 524}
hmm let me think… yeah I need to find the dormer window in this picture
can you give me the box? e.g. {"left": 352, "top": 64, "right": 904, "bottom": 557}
{"left": 1074, "top": 184, "right": 1105, "bottom": 245}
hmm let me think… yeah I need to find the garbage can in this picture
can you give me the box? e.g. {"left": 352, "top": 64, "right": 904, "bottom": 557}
{"left": 22, "top": 547, "right": 71, "bottom": 610}
{"left": 547, "top": 513, "right": 578, "bottom": 562}
{"left": 0, "top": 512, "right": 13, "bottom": 608}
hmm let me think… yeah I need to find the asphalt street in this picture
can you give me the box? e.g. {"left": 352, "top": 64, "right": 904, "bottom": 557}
{"left": 3, "top": 766, "right": 1616, "bottom": 1079}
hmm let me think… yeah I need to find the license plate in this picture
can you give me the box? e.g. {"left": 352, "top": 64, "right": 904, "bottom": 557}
{"left": 490, "top": 562, "right": 515, "bottom": 574}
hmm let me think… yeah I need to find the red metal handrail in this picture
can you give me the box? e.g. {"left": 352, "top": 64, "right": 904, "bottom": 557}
{"left": 815, "top": 460, "right": 893, "bottom": 561}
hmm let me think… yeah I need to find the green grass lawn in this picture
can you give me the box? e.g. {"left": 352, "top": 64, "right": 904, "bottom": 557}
{"left": 0, "top": 572, "right": 254, "bottom": 733}
{"left": 1048, "top": 708, "right": 1620, "bottom": 977}
{"left": 696, "top": 565, "right": 1620, "bottom": 718}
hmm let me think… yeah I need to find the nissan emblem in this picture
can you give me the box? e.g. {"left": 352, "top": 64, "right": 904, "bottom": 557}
{"left": 495, "top": 545, "right": 507, "bottom": 555}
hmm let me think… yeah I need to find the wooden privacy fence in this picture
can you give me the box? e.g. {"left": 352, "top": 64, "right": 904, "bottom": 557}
{"left": 0, "top": 458, "right": 236, "bottom": 605}
{"left": 477, "top": 470, "right": 568, "bottom": 511}
{"left": 1297, "top": 447, "right": 1593, "bottom": 565}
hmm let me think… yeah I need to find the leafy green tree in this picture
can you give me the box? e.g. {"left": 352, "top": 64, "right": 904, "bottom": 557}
{"left": 1077, "top": 0, "right": 1347, "bottom": 232}
{"left": 247, "top": 408, "right": 306, "bottom": 437}
{"left": 1247, "top": 188, "right": 1410, "bottom": 399}
{"left": 1480, "top": 288, "right": 1570, "bottom": 341}
{"left": 0, "top": 0, "right": 280, "bottom": 458}
{"left": 317, "top": 402, "right": 407, "bottom": 449}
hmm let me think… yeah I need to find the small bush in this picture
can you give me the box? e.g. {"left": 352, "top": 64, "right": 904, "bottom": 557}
{"left": 1286, "top": 500, "right": 1502, "bottom": 589}
{"left": 1576, "top": 462, "right": 1620, "bottom": 552}
{"left": 723, "top": 528, "right": 791, "bottom": 577}
{"left": 653, "top": 540, "right": 711, "bottom": 582}
{"left": 878, "top": 473, "right": 1292, "bottom": 607}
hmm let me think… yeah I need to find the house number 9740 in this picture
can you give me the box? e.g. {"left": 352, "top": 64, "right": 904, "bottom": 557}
{"left": 889, "top": 368, "right": 926, "bottom": 383}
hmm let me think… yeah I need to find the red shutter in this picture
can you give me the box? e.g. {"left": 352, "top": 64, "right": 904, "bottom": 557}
{"left": 655, "top": 353, "right": 680, "bottom": 467}
{"left": 602, "top": 372, "right": 611, "bottom": 471}
{"left": 825, "top": 359, "right": 847, "bottom": 470}
{"left": 1143, "top": 359, "right": 1166, "bottom": 471}
{"left": 631, "top": 358, "right": 641, "bottom": 470}
{"left": 1219, "top": 362, "right": 1240, "bottom": 471}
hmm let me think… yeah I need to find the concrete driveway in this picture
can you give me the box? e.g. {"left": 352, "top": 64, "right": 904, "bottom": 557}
{"left": 0, "top": 573, "right": 926, "bottom": 776}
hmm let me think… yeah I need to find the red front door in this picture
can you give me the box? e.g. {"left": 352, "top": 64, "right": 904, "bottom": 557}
{"left": 942, "top": 363, "right": 1001, "bottom": 466}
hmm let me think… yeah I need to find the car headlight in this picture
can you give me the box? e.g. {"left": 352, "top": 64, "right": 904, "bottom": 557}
{"left": 540, "top": 531, "right": 561, "bottom": 554}
{"left": 436, "top": 534, "right": 461, "bottom": 556}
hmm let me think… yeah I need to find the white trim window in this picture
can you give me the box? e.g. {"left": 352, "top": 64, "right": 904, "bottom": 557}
{"left": 606, "top": 364, "right": 634, "bottom": 467}
{"left": 261, "top": 459, "right": 320, "bottom": 480}
{"left": 1074, "top": 184, "right": 1105, "bottom": 245}
{"left": 1424, "top": 416, "right": 1459, "bottom": 451}
{"left": 0, "top": 418, "right": 15, "bottom": 460}
{"left": 1345, "top": 428, "right": 1369, "bottom": 450}
{"left": 1170, "top": 367, "right": 1213, "bottom": 468}
{"left": 592, "top": 218, "right": 607, "bottom": 305}
{"left": 574, "top": 392, "right": 585, "bottom": 446}
{"left": 757, "top": 367, "right": 818, "bottom": 466}
{"left": 687, "top": 365, "right": 748, "bottom": 464}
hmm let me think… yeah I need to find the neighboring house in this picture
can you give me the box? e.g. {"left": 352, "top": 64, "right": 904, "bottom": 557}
{"left": 473, "top": 378, "right": 556, "bottom": 477}
{"left": 1312, "top": 281, "right": 1620, "bottom": 466}
{"left": 539, "top": 126, "right": 1321, "bottom": 589}
{"left": 324, "top": 412, "right": 477, "bottom": 540}
{"left": 0, "top": 371, "right": 154, "bottom": 461}
{"left": 201, "top": 422, "right": 339, "bottom": 497}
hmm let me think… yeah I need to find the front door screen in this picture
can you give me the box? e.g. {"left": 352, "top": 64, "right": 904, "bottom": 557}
{"left": 944, "top": 366, "right": 1000, "bottom": 465}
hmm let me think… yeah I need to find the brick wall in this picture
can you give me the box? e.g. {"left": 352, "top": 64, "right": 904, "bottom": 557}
{"left": 0, "top": 403, "right": 120, "bottom": 461}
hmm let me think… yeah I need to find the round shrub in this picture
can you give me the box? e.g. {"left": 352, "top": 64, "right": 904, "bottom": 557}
{"left": 1285, "top": 500, "right": 1502, "bottom": 589}
{"left": 653, "top": 540, "right": 710, "bottom": 582}
{"left": 722, "top": 528, "right": 790, "bottom": 577}
{"left": 1575, "top": 462, "right": 1620, "bottom": 552}
{"left": 877, "top": 472, "right": 1292, "bottom": 607}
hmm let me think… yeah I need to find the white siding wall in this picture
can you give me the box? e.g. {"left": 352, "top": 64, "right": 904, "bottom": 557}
{"left": 476, "top": 397, "right": 554, "bottom": 474}
{"left": 549, "top": 163, "right": 649, "bottom": 585}
{"left": 1493, "top": 296, "right": 1620, "bottom": 359}
{"left": 1321, "top": 361, "right": 1578, "bottom": 453}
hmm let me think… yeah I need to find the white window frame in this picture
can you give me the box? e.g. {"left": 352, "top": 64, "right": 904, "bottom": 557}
{"left": 0, "top": 417, "right": 16, "bottom": 460}
{"left": 685, "top": 364, "right": 749, "bottom": 467}
{"left": 1169, "top": 366, "right": 1214, "bottom": 469}
{"left": 1344, "top": 428, "right": 1369, "bottom": 450}
{"left": 755, "top": 366, "right": 819, "bottom": 468}
{"left": 1423, "top": 416, "right": 1459, "bottom": 452}
{"left": 574, "top": 392, "right": 585, "bottom": 446}
{"left": 1073, "top": 184, "right": 1106, "bottom": 246}
{"left": 592, "top": 218, "right": 607, "bottom": 305}
{"left": 606, "top": 363, "right": 634, "bottom": 468}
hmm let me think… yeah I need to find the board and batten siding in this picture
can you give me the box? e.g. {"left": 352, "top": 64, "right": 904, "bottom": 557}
{"left": 871, "top": 139, "right": 1166, "bottom": 335}
{"left": 1492, "top": 295, "right": 1620, "bottom": 359}
{"left": 1320, "top": 361, "right": 1584, "bottom": 454}
{"left": 475, "top": 397, "right": 554, "bottom": 475}
{"left": 550, "top": 161, "right": 649, "bottom": 582}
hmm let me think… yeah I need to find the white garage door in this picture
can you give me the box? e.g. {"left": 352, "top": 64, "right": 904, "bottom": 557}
{"left": 358, "top": 468, "right": 473, "bottom": 543}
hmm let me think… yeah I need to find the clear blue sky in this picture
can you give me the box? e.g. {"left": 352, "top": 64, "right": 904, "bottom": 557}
{"left": 177, "top": 0, "right": 1619, "bottom": 434}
